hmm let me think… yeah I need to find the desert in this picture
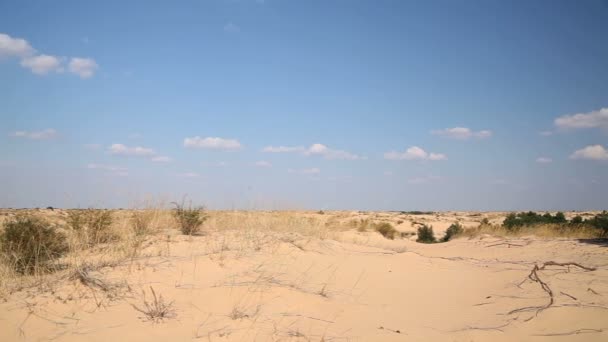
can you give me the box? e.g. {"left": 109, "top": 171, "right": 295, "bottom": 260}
{"left": 1, "top": 208, "right": 607, "bottom": 341}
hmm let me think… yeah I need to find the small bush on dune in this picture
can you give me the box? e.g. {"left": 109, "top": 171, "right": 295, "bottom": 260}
{"left": 416, "top": 225, "right": 436, "bottom": 243}
{"left": 0, "top": 214, "right": 68, "bottom": 274}
{"left": 172, "top": 202, "right": 207, "bottom": 235}
{"left": 374, "top": 222, "right": 398, "bottom": 240}
{"left": 442, "top": 222, "right": 463, "bottom": 242}
{"left": 67, "top": 209, "right": 115, "bottom": 245}
{"left": 585, "top": 211, "right": 608, "bottom": 237}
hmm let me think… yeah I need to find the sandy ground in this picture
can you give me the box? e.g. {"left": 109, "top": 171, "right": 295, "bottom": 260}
{"left": 0, "top": 210, "right": 607, "bottom": 341}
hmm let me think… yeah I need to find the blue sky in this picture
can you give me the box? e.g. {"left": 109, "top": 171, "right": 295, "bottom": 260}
{"left": 1, "top": 0, "right": 608, "bottom": 210}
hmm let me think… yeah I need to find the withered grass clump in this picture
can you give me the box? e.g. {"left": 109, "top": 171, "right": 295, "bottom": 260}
{"left": 132, "top": 286, "right": 175, "bottom": 322}
{"left": 66, "top": 209, "right": 115, "bottom": 245}
{"left": 374, "top": 222, "right": 398, "bottom": 240}
{"left": 130, "top": 210, "right": 156, "bottom": 237}
{"left": 172, "top": 202, "right": 207, "bottom": 235}
{"left": 0, "top": 214, "right": 68, "bottom": 274}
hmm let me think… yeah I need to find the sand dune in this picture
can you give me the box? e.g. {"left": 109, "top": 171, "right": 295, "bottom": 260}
{"left": 1, "top": 210, "right": 607, "bottom": 341}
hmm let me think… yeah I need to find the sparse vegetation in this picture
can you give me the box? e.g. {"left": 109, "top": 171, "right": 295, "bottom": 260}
{"left": 130, "top": 210, "right": 155, "bottom": 236}
{"left": 441, "top": 222, "right": 463, "bottom": 242}
{"left": 503, "top": 211, "right": 567, "bottom": 230}
{"left": 374, "top": 222, "right": 398, "bottom": 240}
{"left": 416, "top": 224, "right": 436, "bottom": 243}
{"left": 0, "top": 214, "right": 68, "bottom": 274}
{"left": 401, "top": 211, "right": 434, "bottom": 215}
{"left": 66, "top": 209, "right": 115, "bottom": 245}
{"left": 132, "top": 286, "right": 175, "bottom": 322}
{"left": 172, "top": 202, "right": 207, "bottom": 235}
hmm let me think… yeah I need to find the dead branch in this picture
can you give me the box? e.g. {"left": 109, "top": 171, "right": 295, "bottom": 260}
{"left": 533, "top": 328, "right": 604, "bottom": 336}
{"left": 509, "top": 261, "right": 596, "bottom": 317}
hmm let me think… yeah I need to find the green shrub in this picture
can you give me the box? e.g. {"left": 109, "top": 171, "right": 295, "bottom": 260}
{"left": 585, "top": 211, "right": 608, "bottom": 237}
{"left": 570, "top": 215, "right": 583, "bottom": 225}
{"left": 172, "top": 202, "right": 207, "bottom": 235}
{"left": 0, "top": 214, "right": 68, "bottom": 274}
{"left": 374, "top": 222, "right": 398, "bottom": 240}
{"left": 480, "top": 218, "right": 490, "bottom": 225}
{"left": 442, "top": 222, "right": 463, "bottom": 242}
{"left": 503, "top": 211, "right": 568, "bottom": 230}
{"left": 66, "top": 209, "right": 114, "bottom": 245}
{"left": 416, "top": 225, "right": 436, "bottom": 243}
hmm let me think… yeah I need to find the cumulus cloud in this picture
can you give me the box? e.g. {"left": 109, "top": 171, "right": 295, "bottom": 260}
{"left": 536, "top": 157, "right": 553, "bottom": 163}
{"left": 288, "top": 168, "right": 320, "bottom": 175}
{"left": 255, "top": 161, "right": 272, "bottom": 167}
{"left": 108, "top": 144, "right": 156, "bottom": 157}
{"left": 184, "top": 136, "right": 242, "bottom": 150}
{"left": 10, "top": 128, "right": 58, "bottom": 140}
{"left": 1, "top": 33, "right": 98, "bottom": 78}
{"left": 384, "top": 146, "right": 447, "bottom": 161}
{"left": 68, "top": 57, "right": 98, "bottom": 78}
{"left": 19, "top": 54, "right": 63, "bottom": 74}
{"left": 569, "top": 145, "right": 608, "bottom": 161}
{"left": 555, "top": 108, "right": 608, "bottom": 131}
{"left": 431, "top": 127, "right": 492, "bottom": 140}
{"left": 0, "top": 33, "right": 34, "bottom": 58}
{"left": 303, "top": 143, "right": 364, "bottom": 160}
{"left": 263, "top": 143, "right": 363, "bottom": 160}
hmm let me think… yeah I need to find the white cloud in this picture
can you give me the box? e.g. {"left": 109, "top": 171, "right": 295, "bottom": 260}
{"left": 255, "top": 161, "right": 272, "bottom": 167}
{"left": 569, "top": 145, "right": 608, "bottom": 161}
{"left": 68, "top": 57, "right": 98, "bottom": 78}
{"left": 20, "top": 54, "right": 63, "bottom": 75}
{"left": 384, "top": 146, "right": 447, "bottom": 161}
{"left": 288, "top": 168, "right": 320, "bottom": 175}
{"left": 1, "top": 33, "right": 97, "bottom": 78}
{"left": 0, "top": 33, "right": 34, "bottom": 58}
{"left": 536, "top": 157, "right": 553, "bottom": 163}
{"left": 108, "top": 143, "right": 156, "bottom": 157}
{"left": 263, "top": 143, "right": 363, "bottom": 160}
{"left": 262, "top": 145, "right": 305, "bottom": 153}
{"left": 224, "top": 22, "right": 240, "bottom": 33}
{"left": 10, "top": 128, "right": 58, "bottom": 140}
{"left": 184, "top": 136, "right": 242, "bottom": 150}
{"left": 151, "top": 156, "right": 172, "bottom": 163}
{"left": 303, "top": 143, "right": 364, "bottom": 160}
{"left": 431, "top": 127, "right": 492, "bottom": 140}
{"left": 555, "top": 108, "right": 608, "bottom": 130}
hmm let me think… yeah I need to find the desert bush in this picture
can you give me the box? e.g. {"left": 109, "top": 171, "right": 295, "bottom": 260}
{"left": 0, "top": 214, "right": 68, "bottom": 274}
{"left": 67, "top": 209, "right": 115, "bottom": 245}
{"left": 441, "top": 222, "right": 463, "bottom": 242}
{"left": 374, "top": 222, "right": 398, "bottom": 240}
{"left": 481, "top": 217, "right": 490, "bottom": 225}
{"left": 172, "top": 202, "right": 207, "bottom": 235}
{"left": 416, "top": 224, "right": 436, "bottom": 243}
{"left": 570, "top": 215, "right": 583, "bottom": 225}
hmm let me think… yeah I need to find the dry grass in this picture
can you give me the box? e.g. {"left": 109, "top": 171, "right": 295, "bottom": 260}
{"left": 132, "top": 286, "right": 175, "bottom": 322}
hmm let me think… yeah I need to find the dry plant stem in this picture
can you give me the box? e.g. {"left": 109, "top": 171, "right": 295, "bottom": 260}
{"left": 509, "top": 261, "right": 597, "bottom": 317}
